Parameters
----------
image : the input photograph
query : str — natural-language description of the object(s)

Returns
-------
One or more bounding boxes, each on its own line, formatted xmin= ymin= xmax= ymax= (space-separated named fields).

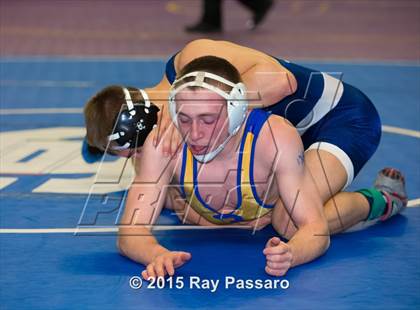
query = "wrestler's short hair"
xmin=84 ymin=85 xmax=144 ymax=150
xmin=174 ymin=55 xmax=242 ymax=92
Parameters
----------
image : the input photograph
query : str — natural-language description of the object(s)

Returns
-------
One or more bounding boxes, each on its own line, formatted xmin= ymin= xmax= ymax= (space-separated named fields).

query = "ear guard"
xmin=107 ymin=88 xmax=159 ymax=151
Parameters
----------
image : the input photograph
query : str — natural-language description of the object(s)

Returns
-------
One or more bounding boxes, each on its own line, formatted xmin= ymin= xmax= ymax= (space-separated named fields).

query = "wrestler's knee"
xmin=304 ymin=149 xmax=348 ymax=203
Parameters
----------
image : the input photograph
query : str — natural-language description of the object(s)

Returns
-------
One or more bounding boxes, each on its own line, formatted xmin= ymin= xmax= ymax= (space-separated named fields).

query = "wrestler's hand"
xmin=263 ymin=237 xmax=292 ymax=276
xmin=141 ymin=251 xmax=192 ymax=280
xmin=153 ymin=104 xmax=182 ymax=157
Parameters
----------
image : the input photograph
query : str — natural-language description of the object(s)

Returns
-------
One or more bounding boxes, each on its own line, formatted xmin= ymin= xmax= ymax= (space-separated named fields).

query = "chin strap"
xmin=192 ymin=134 xmax=235 ymax=163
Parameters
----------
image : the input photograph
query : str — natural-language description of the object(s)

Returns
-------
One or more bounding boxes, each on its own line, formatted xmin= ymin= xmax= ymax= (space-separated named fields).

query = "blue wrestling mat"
xmin=1 ymin=58 xmax=419 ymax=309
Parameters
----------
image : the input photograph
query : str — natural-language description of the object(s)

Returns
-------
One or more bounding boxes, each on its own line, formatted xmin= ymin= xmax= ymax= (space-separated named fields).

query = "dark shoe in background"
xmin=185 ymin=22 xmax=222 ymax=33
xmin=246 ymin=0 xmax=274 ymax=30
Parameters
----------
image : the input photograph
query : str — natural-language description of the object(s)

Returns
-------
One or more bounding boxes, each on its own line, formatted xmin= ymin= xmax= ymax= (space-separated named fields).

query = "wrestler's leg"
xmin=271 ymin=149 xmax=370 ymax=238
xmin=272 ymin=85 xmax=407 ymax=237
xmin=303 ymin=149 xmax=370 ymax=234
xmin=273 ymin=147 xmax=407 ymax=238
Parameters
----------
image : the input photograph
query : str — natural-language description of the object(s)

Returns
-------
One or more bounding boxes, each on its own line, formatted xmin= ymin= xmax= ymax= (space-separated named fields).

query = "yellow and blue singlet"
xmin=179 ymin=109 xmax=275 ymax=224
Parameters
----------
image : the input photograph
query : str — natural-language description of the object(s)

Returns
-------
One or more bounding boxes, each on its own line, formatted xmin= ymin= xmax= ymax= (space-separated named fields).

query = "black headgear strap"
xmin=107 ymin=88 xmax=159 ymax=151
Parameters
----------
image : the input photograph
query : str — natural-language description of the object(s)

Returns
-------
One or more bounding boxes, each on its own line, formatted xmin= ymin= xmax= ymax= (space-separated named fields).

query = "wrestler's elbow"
xmin=261 ymin=77 xmax=296 ymax=108
xmin=279 ymin=72 xmax=297 ymax=98
xmin=116 ymin=227 xmax=137 ymax=258
xmin=320 ymin=232 xmax=331 ymax=254
xmin=116 ymin=234 xmax=128 ymax=257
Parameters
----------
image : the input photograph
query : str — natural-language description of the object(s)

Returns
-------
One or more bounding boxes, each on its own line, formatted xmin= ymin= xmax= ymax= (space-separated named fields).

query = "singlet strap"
xmin=165 ymin=53 xmax=179 ymax=84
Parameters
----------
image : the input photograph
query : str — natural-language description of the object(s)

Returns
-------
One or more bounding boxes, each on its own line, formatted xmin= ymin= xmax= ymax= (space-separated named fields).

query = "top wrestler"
xmin=83 ymin=39 xmax=407 ymax=277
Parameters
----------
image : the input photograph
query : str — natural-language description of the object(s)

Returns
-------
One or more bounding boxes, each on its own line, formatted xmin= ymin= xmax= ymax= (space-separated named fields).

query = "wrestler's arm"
xmin=240 ymin=62 xmax=296 ymax=108
xmin=264 ymin=117 xmax=330 ymax=268
xmin=145 ymin=76 xmax=182 ymax=155
xmin=177 ymin=39 xmax=297 ymax=107
xmin=145 ymin=75 xmax=171 ymax=109
xmin=117 ymin=132 xmax=173 ymax=265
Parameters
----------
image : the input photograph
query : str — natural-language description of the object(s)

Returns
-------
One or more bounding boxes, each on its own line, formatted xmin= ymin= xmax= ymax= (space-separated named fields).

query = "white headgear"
xmin=168 ymin=71 xmax=248 ymax=162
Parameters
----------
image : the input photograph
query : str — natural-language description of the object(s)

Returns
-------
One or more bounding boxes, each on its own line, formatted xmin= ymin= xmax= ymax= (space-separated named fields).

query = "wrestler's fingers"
xmin=153 ymin=109 xmax=164 ymax=147
xmin=165 ymin=125 xmax=177 ymax=156
xmin=265 ymin=265 xmax=288 ymax=277
xmin=154 ymin=259 xmax=167 ymax=278
xmin=170 ymin=129 xmax=181 ymax=156
xmin=146 ymin=263 xmax=157 ymax=279
xmin=265 ymin=253 xmax=292 ymax=263
xmin=141 ymin=269 xmax=149 ymax=280
xmin=164 ymin=257 xmax=175 ymax=276
xmin=173 ymin=251 xmax=192 ymax=267
xmin=265 ymin=237 xmax=282 ymax=248
xmin=266 ymin=260 xmax=290 ymax=270
xmin=263 ymin=242 xmax=289 ymax=255
xmin=162 ymin=129 xmax=172 ymax=157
